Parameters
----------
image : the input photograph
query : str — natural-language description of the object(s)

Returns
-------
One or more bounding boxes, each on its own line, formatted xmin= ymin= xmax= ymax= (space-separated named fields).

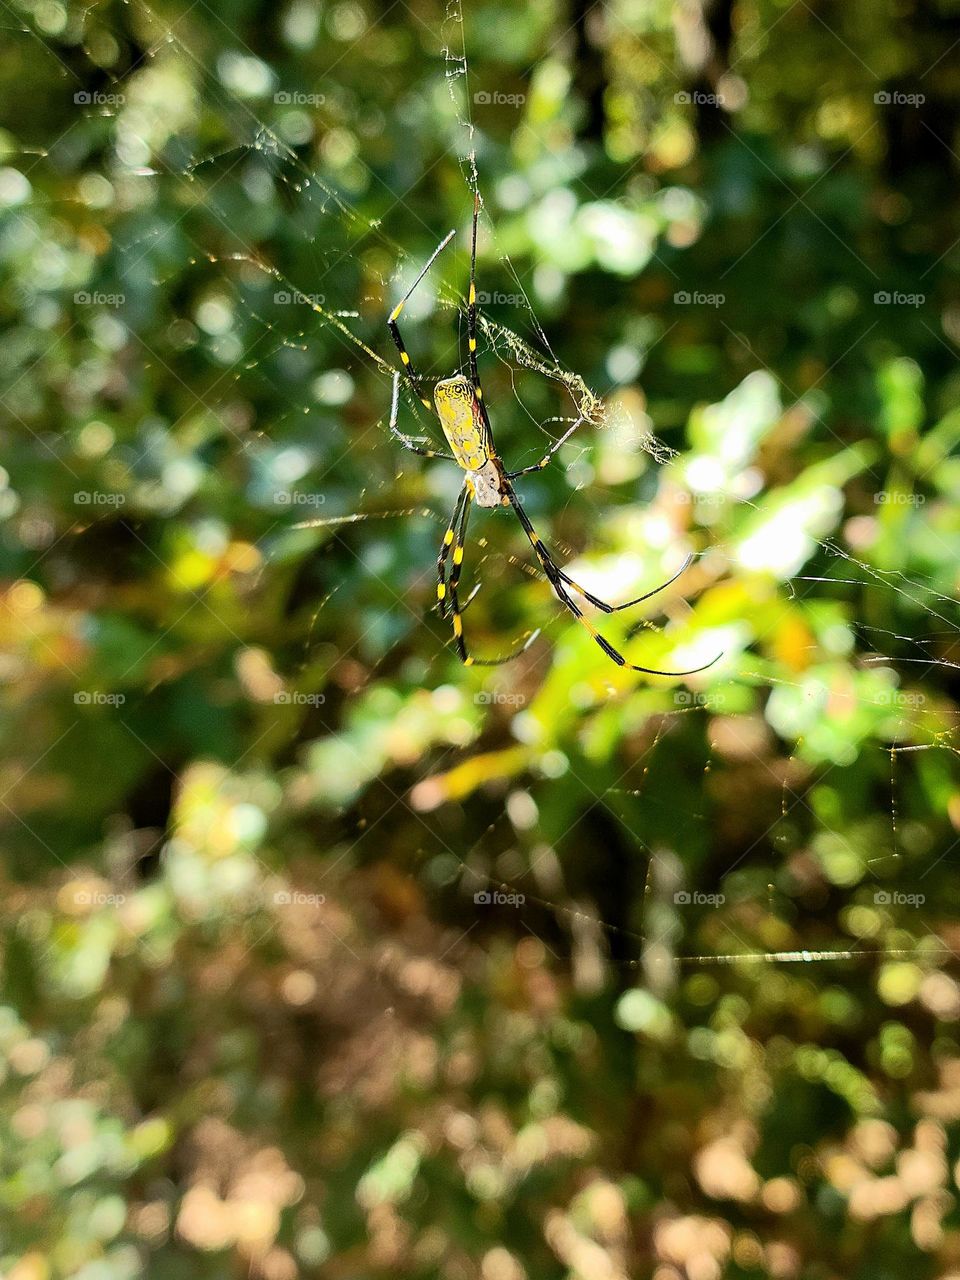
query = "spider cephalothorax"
xmin=385 ymin=190 xmax=718 ymax=677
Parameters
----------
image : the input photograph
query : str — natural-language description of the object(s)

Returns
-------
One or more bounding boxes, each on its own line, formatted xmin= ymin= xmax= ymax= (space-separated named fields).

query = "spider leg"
xmin=504 ymin=484 xmax=720 ymax=677
xmin=556 ymin=553 xmax=696 ymax=613
xmin=466 ymin=192 xmax=482 ymax=385
xmin=465 ymin=190 xmax=498 ymax=456
xmin=436 ymin=484 xmax=469 ymax=619
xmin=388 ymin=227 xmax=456 ymax=415
xmin=458 ymin=581 xmax=482 ymax=614
xmin=505 ymin=408 xmax=695 ymax=609
xmin=388 ymin=372 xmax=454 ymax=461
xmin=505 ymin=415 xmax=587 ymax=479
xmin=447 ymin=489 xmax=472 ymax=606
xmin=444 ymin=486 xmax=540 ymax=666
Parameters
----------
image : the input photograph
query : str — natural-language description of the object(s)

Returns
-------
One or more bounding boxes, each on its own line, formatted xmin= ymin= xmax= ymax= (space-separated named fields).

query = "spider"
xmin=386 ymin=191 xmax=718 ymax=677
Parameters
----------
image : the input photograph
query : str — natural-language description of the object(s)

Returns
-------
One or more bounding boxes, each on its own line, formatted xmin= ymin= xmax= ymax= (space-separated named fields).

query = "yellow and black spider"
xmin=387 ymin=192 xmax=717 ymax=677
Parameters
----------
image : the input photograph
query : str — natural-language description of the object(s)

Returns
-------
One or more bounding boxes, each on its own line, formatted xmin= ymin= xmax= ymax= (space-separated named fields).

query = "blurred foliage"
xmin=3 ymin=0 xmax=960 ymax=1277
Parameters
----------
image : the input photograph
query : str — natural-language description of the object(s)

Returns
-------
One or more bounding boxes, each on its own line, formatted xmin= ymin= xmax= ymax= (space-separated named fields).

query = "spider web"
xmin=9 ymin=0 xmax=960 ymax=984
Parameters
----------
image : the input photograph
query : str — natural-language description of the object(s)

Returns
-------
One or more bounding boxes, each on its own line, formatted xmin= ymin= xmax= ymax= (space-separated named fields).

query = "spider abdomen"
xmin=434 ymin=375 xmax=488 ymax=472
